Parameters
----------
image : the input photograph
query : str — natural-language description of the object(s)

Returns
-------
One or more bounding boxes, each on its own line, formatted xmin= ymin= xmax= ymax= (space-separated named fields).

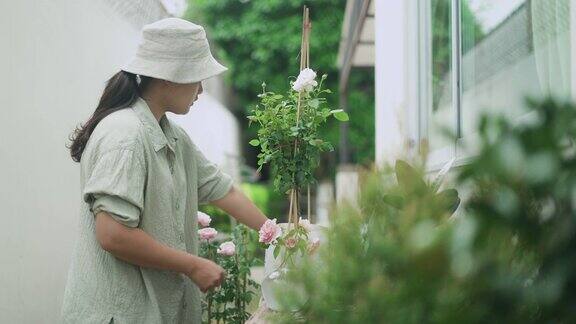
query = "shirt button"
xmin=175 ymin=202 xmax=180 ymax=210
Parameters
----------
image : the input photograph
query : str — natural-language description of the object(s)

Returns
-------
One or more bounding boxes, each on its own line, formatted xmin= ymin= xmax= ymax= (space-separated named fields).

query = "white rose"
xmin=269 ymin=271 xmax=281 ymax=280
xmin=292 ymin=68 xmax=318 ymax=92
xmin=298 ymin=217 xmax=312 ymax=231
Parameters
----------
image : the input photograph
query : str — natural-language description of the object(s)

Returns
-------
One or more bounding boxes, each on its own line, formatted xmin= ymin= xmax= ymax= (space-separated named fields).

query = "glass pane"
xmin=430 ymin=0 xmax=455 ymax=152
xmin=460 ymin=0 xmax=572 ymax=137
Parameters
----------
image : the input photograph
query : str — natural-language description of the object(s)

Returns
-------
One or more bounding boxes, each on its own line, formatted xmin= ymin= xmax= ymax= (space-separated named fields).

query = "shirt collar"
xmin=132 ymin=96 xmax=178 ymax=153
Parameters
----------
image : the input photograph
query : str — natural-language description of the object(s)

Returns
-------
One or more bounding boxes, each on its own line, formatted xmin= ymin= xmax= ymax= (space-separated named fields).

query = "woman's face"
xmin=163 ymin=80 xmax=204 ymax=114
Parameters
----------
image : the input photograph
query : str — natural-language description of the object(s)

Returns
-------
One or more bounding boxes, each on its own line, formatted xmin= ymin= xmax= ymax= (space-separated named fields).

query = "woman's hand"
xmin=185 ymin=257 xmax=226 ymax=293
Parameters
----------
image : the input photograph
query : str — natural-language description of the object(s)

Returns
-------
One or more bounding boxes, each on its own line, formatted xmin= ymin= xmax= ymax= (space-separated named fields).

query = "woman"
xmin=61 ymin=18 xmax=268 ymax=323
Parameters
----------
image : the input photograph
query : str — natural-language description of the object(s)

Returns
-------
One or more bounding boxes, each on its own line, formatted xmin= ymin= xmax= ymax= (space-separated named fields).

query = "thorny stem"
xmin=206 ymin=241 xmax=215 ymax=323
xmin=241 ymin=228 xmax=248 ymax=319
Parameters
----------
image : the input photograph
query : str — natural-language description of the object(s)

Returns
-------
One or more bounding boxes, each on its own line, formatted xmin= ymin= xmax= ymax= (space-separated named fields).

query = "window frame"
xmin=419 ymin=0 xmax=460 ymax=171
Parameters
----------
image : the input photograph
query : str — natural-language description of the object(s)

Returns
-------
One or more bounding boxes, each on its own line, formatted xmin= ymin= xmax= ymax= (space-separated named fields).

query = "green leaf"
xmin=249 ymin=139 xmax=260 ymax=146
xmin=331 ymin=109 xmax=350 ymax=121
xmin=436 ymin=189 xmax=461 ymax=215
xmin=309 ymin=139 xmax=323 ymax=146
xmin=382 ymin=194 xmax=405 ymax=209
xmin=395 ymin=160 xmax=428 ymax=195
xmin=309 ymin=99 xmax=320 ymax=108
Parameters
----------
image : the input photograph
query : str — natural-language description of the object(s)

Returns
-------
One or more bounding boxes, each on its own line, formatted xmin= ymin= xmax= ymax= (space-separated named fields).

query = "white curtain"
xmin=531 ymin=0 xmax=572 ymax=100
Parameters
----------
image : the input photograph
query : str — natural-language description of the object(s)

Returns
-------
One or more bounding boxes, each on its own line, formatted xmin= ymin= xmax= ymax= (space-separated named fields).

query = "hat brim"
xmin=120 ymin=53 xmax=228 ymax=84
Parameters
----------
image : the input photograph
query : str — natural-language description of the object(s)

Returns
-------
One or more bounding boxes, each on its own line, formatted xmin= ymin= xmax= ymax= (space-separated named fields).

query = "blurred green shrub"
xmin=240 ymin=183 xmax=270 ymax=215
xmin=200 ymin=183 xmax=270 ymax=261
xmin=273 ymin=98 xmax=576 ymax=323
xmin=199 ymin=183 xmax=271 ymax=233
xmin=199 ymin=204 xmax=231 ymax=233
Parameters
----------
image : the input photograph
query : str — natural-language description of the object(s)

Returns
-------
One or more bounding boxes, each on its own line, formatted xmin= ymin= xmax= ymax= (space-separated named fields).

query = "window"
xmin=429 ymin=0 xmax=455 ymax=153
xmin=422 ymin=0 xmax=574 ymax=169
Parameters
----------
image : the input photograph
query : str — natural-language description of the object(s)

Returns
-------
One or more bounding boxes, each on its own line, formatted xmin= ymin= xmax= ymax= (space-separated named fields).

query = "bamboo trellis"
xmin=288 ymin=6 xmax=312 ymax=227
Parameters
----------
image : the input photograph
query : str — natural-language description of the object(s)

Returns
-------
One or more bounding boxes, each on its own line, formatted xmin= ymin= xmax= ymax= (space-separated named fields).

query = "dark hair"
xmin=67 ymin=71 xmax=151 ymax=162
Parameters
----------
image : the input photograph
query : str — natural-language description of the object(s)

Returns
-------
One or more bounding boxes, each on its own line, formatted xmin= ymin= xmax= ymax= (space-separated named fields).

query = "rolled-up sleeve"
xmin=192 ymin=144 xmax=233 ymax=205
xmin=82 ymin=147 xmax=146 ymax=228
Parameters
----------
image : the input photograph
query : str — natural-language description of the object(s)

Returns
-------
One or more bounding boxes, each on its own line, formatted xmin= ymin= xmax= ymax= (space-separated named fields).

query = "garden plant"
xmin=273 ymin=97 xmax=576 ymax=323
xmin=248 ymin=7 xmax=348 ymax=269
xmin=197 ymin=212 xmax=260 ymax=324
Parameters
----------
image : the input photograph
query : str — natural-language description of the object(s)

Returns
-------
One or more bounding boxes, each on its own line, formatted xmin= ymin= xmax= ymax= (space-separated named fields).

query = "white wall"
xmin=0 ymin=2 xmax=146 ymax=322
xmin=374 ymin=0 xmax=419 ymax=166
xmin=0 ymin=1 xmax=238 ymax=323
xmin=573 ymin=0 xmax=576 ymax=100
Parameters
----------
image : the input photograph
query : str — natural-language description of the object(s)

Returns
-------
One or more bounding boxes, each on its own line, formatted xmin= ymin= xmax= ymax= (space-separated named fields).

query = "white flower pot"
xmin=261 ymin=222 xmax=327 ymax=311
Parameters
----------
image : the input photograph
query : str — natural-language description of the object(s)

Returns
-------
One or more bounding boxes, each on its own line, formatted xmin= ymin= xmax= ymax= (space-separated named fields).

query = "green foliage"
xmin=342 ymin=70 xmax=376 ymax=165
xmin=240 ymin=182 xmax=271 ymax=215
xmin=272 ymin=98 xmax=576 ymax=323
xmin=188 ymin=0 xmax=344 ymax=105
xmin=382 ymin=160 xmax=460 ymax=215
xmin=200 ymin=225 xmax=260 ymax=323
xmin=199 ymin=205 xmax=231 ymax=233
xmin=187 ymin=0 xmax=374 ymax=168
xmin=247 ymin=78 xmax=347 ymax=194
xmin=273 ymin=160 xmax=460 ymax=323
xmin=455 ymin=97 xmax=576 ymax=322
xmin=200 ymin=183 xmax=271 ymax=233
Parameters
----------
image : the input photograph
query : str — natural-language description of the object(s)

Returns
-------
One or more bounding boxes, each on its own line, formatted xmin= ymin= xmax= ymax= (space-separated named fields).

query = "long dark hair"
xmin=67 ymin=71 xmax=151 ymax=162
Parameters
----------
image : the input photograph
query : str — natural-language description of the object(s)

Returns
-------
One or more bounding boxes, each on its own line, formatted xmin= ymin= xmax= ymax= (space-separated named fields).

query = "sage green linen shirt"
xmin=61 ymin=96 xmax=233 ymax=324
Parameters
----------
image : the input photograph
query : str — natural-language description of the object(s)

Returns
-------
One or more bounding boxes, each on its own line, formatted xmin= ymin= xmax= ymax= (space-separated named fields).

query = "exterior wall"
xmin=573 ymin=0 xmax=576 ymax=100
xmin=375 ymin=0 xmax=576 ymax=168
xmin=0 ymin=1 xmax=237 ymax=322
xmin=374 ymin=0 xmax=419 ymax=166
xmin=0 ymin=2 xmax=153 ymax=322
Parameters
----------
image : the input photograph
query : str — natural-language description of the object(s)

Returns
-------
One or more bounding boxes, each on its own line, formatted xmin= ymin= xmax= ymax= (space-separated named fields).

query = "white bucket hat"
xmin=120 ymin=18 xmax=228 ymax=84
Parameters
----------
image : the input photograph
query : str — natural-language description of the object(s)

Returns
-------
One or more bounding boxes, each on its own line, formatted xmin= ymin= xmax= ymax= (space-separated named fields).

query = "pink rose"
xmin=217 ymin=241 xmax=236 ymax=256
xmin=308 ymin=237 xmax=321 ymax=254
xmin=197 ymin=212 xmax=212 ymax=227
xmin=198 ymin=227 xmax=217 ymax=241
xmin=259 ymin=218 xmax=282 ymax=245
xmin=285 ymin=237 xmax=298 ymax=249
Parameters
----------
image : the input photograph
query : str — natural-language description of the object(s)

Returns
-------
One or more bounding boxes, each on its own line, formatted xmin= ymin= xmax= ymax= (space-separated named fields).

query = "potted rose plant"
xmin=247 ymin=7 xmax=348 ymax=310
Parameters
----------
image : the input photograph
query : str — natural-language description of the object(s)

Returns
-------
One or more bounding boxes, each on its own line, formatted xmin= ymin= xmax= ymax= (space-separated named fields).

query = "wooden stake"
xmin=307 ymin=185 xmax=311 ymax=220
xmin=288 ymin=6 xmax=312 ymax=226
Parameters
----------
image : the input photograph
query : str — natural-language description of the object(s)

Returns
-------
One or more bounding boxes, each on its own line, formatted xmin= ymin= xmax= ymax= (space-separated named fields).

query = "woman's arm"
xmin=95 ymin=212 xmax=224 ymax=293
xmin=210 ymin=185 xmax=268 ymax=231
